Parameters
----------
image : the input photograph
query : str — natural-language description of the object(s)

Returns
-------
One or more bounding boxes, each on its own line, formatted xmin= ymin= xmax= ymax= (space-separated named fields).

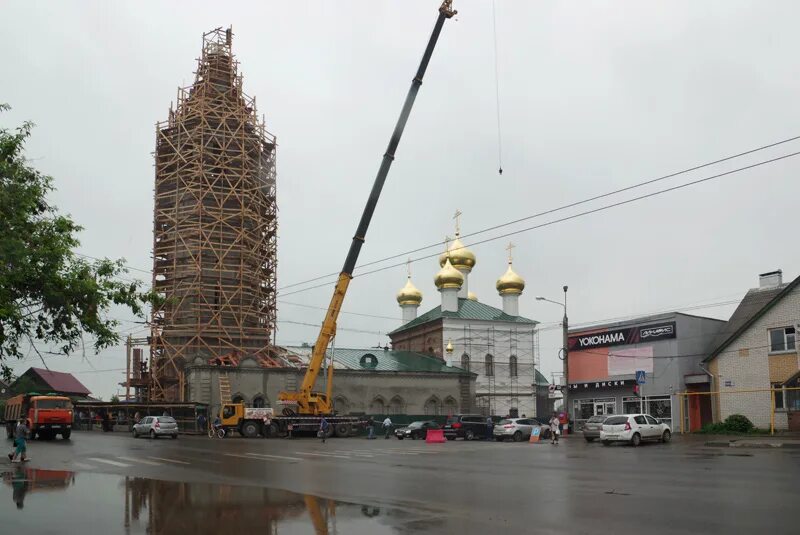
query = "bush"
xmin=723 ymin=414 xmax=754 ymax=433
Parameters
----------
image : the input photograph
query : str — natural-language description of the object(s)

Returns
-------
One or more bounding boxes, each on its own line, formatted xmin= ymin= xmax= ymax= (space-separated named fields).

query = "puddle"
xmin=1 ymin=467 xmax=442 ymax=534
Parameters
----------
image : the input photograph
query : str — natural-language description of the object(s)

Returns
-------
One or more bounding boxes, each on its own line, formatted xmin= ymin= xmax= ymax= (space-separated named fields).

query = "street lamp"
xmin=536 ymin=286 xmax=569 ymax=418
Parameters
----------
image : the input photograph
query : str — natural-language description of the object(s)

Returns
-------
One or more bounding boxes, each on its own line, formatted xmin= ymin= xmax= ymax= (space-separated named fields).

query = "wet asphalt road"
xmin=3 ymin=431 xmax=799 ymax=534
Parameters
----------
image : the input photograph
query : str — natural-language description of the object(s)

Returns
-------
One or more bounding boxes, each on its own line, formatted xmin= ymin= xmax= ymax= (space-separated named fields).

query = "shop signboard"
xmin=569 ymin=321 xmax=676 ymax=351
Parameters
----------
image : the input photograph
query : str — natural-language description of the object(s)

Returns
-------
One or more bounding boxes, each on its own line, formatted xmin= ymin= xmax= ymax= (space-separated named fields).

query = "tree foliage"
xmin=0 ymin=104 xmax=154 ymax=379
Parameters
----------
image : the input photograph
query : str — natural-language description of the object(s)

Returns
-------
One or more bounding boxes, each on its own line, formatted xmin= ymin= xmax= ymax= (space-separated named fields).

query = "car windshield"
xmin=604 ymin=416 xmax=629 ymax=425
xmin=35 ymin=399 xmax=72 ymax=409
xmin=158 ymin=417 xmax=177 ymax=423
xmin=588 ymin=416 xmax=607 ymax=423
xmin=408 ymin=421 xmax=424 ymax=428
xmin=498 ymin=419 xmax=513 ymax=425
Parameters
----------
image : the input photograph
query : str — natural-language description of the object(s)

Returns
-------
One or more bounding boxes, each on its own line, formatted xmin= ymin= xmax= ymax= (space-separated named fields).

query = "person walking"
xmin=9 ymin=419 xmax=29 ymax=463
xmin=485 ymin=416 xmax=494 ymax=441
xmin=197 ymin=413 xmax=207 ymax=434
xmin=366 ymin=416 xmax=375 ymax=439
xmin=382 ymin=416 xmax=393 ymax=439
xmin=319 ymin=416 xmax=330 ymax=443
xmin=262 ymin=414 xmax=271 ymax=438
xmin=549 ymin=412 xmax=560 ymax=445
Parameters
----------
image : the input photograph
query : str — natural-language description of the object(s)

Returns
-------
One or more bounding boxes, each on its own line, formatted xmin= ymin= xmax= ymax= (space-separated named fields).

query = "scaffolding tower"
xmin=149 ymin=27 xmax=277 ymax=401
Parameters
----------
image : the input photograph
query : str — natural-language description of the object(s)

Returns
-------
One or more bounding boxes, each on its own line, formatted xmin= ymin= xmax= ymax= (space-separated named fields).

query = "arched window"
xmin=424 ymin=396 xmax=441 ymax=416
xmin=252 ymin=396 xmax=266 ymax=408
xmin=334 ymin=396 xmax=350 ymax=415
xmin=444 ymin=396 xmax=458 ymax=415
xmin=461 ymin=353 xmax=470 ymax=372
xmin=389 ymin=396 xmax=405 ymax=415
xmin=509 ymin=355 xmax=518 ymax=377
xmin=232 ymin=394 xmax=245 ymax=404
xmin=370 ymin=397 xmax=386 ymax=414
xmin=485 ymin=354 xmax=494 ymax=377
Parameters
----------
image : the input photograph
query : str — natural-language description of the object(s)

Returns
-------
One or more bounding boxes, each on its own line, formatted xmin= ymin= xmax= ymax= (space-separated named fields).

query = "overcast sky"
xmin=3 ymin=1 xmax=800 ymax=399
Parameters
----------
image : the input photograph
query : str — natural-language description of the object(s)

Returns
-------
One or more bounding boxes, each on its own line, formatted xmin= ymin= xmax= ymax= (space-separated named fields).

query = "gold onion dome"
xmin=439 ymin=236 xmax=476 ymax=272
xmin=397 ymin=277 xmax=423 ymax=306
xmin=435 ymin=258 xmax=465 ymax=290
xmin=468 ymin=291 xmax=478 ymax=301
xmin=496 ymin=263 xmax=525 ymax=295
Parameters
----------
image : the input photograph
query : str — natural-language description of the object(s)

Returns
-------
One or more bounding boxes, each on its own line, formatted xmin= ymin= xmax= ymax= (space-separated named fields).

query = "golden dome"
xmin=467 ymin=291 xmax=478 ymax=301
xmin=439 ymin=236 xmax=476 ymax=272
xmin=435 ymin=258 xmax=464 ymax=290
xmin=496 ymin=263 xmax=525 ymax=295
xmin=396 ymin=277 xmax=423 ymax=306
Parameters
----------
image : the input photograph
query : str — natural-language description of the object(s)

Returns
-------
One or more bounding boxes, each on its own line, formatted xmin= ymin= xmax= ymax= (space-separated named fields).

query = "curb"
xmin=704 ymin=441 xmax=800 ymax=449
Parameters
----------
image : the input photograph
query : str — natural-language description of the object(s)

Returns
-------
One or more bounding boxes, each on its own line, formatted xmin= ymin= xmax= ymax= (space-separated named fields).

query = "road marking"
xmin=245 ymin=452 xmax=303 ymax=462
xmin=224 ymin=453 xmax=298 ymax=463
xmin=88 ymin=457 xmax=131 ymax=467
xmin=117 ymin=456 xmax=163 ymax=466
xmin=148 ymin=456 xmax=190 ymax=465
xmin=73 ymin=462 xmax=95 ymax=470
xmin=294 ymin=451 xmax=351 ymax=459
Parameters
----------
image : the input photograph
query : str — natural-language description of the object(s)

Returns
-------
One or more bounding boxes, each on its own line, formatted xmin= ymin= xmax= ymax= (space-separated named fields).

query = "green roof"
xmin=288 ymin=346 xmax=471 ymax=374
xmin=389 ymin=298 xmax=537 ymax=336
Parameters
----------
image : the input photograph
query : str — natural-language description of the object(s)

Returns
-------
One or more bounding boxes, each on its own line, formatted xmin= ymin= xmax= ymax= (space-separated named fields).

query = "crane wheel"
xmin=334 ymin=423 xmax=351 ymax=437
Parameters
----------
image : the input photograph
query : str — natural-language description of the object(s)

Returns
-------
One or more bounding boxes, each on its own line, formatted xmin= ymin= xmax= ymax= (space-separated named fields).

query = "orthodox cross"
xmin=453 ymin=209 xmax=462 ymax=236
xmin=506 ymin=241 xmax=515 ymax=263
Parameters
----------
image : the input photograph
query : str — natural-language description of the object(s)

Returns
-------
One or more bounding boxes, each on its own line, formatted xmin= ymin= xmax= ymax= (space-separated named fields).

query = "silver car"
xmin=582 ymin=415 xmax=608 ymax=442
xmin=493 ymin=417 xmax=550 ymax=442
xmin=132 ymin=416 xmax=179 ymax=439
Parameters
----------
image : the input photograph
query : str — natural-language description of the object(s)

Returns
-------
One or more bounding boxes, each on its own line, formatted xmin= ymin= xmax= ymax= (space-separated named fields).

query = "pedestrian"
xmin=382 ymin=416 xmax=393 ymax=439
xmin=366 ymin=416 xmax=375 ymax=439
xmin=486 ymin=416 xmax=494 ymax=441
xmin=197 ymin=413 xmax=207 ymax=433
xmin=9 ymin=418 xmax=29 ymax=463
xmin=287 ymin=422 xmax=294 ymax=439
xmin=101 ymin=411 xmax=111 ymax=432
xmin=319 ymin=416 xmax=330 ymax=443
xmin=262 ymin=414 xmax=271 ymax=438
xmin=549 ymin=412 xmax=560 ymax=445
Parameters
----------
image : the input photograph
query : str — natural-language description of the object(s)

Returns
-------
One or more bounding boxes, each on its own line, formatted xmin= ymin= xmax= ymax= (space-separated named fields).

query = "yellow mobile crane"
xmin=275 ymin=1 xmax=458 ymax=428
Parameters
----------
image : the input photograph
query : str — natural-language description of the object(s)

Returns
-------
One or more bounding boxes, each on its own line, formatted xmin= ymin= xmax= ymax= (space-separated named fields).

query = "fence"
xmin=73 ymin=402 xmax=209 ymax=434
xmin=675 ymin=387 xmax=800 ymax=435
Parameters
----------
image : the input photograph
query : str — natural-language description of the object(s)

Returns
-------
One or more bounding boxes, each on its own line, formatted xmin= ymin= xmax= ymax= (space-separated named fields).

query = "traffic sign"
xmin=636 ymin=370 xmax=646 ymax=384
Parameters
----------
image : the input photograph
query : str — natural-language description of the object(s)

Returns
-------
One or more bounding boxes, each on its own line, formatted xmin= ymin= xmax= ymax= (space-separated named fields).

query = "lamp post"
xmin=536 ymin=286 xmax=569 ymax=422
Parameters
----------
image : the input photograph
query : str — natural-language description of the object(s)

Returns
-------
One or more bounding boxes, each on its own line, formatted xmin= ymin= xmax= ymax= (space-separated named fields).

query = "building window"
xmin=461 ymin=353 xmax=470 ymax=372
xmin=485 ymin=354 xmax=494 ymax=377
xmin=389 ymin=396 xmax=405 ymax=415
xmin=773 ymin=384 xmax=785 ymax=410
xmin=509 ymin=355 xmax=518 ymax=377
xmin=769 ymin=326 xmax=796 ymax=353
xmin=424 ymin=396 xmax=441 ymax=416
xmin=252 ymin=396 xmax=266 ymax=408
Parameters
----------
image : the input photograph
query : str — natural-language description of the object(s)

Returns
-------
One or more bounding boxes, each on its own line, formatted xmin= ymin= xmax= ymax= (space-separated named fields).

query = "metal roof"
xmin=24 ymin=368 xmax=91 ymax=396
xmin=389 ymin=298 xmax=537 ymax=336
xmin=286 ymin=346 xmax=471 ymax=374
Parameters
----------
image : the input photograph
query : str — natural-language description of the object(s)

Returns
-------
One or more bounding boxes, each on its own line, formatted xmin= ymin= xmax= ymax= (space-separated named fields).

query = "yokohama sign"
xmin=569 ymin=321 xmax=676 ymax=350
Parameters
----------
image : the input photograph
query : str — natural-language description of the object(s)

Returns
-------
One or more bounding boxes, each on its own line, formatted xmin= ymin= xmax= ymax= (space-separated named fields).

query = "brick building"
xmin=705 ymin=270 xmax=800 ymax=430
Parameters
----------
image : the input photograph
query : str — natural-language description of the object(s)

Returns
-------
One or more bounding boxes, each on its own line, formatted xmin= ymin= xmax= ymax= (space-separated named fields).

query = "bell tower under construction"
xmin=149 ymin=27 xmax=277 ymax=401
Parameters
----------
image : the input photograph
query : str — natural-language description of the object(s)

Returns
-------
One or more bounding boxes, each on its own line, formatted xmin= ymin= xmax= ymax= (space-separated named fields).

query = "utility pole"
xmin=125 ymin=334 xmax=132 ymax=402
xmin=562 ymin=285 xmax=569 ymax=425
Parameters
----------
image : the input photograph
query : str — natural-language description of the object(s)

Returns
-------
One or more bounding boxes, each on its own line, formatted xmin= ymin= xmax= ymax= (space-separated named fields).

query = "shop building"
xmin=568 ymin=312 xmax=725 ymax=429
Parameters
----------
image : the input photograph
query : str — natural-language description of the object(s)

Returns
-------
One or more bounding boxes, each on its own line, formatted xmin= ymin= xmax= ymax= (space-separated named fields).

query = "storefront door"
xmin=594 ymin=401 xmax=616 ymax=417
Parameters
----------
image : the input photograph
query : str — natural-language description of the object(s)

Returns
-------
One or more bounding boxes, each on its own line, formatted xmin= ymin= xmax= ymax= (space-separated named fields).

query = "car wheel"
xmin=512 ymin=431 xmax=523 ymax=442
xmin=396 ymin=436 xmax=404 ymax=440
xmin=446 ymin=435 xmax=455 ymax=441
xmin=150 ymin=430 xmax=157 ymax=440
xmin=61 ymin=430 xmax=71 ymax=440
xmin=585 ymin=437 xmax=595 ymax=443
xmin=411 ymin=434 xmax=418 ymax=440
xmin=602 ymin=440 xmax=611 ymax=447
xmin=465 ymin=430 xmax=475 ymax=441
xmin=661 ymin=430 xmax=671 ymax=443
xmin=171 ymin=434 xmax=178 ymax=439
xmin=630 ymin=433 xmax=641 ymax=447
xmin=242 ymin=422 xmax=259 ymax=438
xmin=132 ymin=430 xmax=138 ymax=439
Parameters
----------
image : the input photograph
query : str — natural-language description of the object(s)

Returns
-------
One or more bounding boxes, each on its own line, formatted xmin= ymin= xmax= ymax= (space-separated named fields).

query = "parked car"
xmin=582 ymin=415 xmax=608 ymax=442
xmin=443 ymin=414 xmax=492 ymax=441
xmin=493 ymin=417 xmax=551 ymax=442
xmin=600 ymin=414 xmax=671 ymax=447
xmin=394 ymin=420 xmax=440 ymax=440
xmin=132 ymin=416 xmax=179 ymax=439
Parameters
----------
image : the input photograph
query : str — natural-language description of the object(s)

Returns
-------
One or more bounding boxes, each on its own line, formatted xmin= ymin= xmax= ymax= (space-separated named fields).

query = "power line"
xmin=277 ymin=134 xmax=800 ymax=292
xmin=277 ymin=319 xmax=387 ymax=337
xmin=279 ymin=149 xmax=800 ymax=298
xmin=277 ymin=300 xmax=400 ymax=322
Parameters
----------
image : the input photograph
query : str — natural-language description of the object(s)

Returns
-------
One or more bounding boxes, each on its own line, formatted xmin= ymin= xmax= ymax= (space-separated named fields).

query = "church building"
xmin=389 ymin=219 xmax=549 ymax=417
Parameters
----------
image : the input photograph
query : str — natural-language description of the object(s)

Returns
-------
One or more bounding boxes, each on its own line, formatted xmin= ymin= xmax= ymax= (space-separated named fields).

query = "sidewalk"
xmin=695 ymin=433 xmax=800 ymax=449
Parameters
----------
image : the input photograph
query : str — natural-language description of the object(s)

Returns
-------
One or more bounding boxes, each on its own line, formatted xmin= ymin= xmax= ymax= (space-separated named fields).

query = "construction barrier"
xmin=528 ymin=427 xmax=541 ymax=443
xmin=425 ymin=429 xmax=446 ymax=443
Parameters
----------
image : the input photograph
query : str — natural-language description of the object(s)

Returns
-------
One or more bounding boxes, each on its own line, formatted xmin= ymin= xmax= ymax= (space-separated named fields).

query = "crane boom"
xmin=278 ymin=1 xmax=457 ymax=415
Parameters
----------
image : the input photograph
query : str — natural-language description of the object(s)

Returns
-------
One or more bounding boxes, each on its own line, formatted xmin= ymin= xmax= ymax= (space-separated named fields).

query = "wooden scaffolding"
xmin=149 ymin=27 xmax=277 ymax=401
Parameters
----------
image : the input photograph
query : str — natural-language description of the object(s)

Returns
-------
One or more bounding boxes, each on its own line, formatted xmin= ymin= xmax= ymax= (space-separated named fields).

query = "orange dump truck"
xmin=4 ymin=393 xmax=74 ymax=440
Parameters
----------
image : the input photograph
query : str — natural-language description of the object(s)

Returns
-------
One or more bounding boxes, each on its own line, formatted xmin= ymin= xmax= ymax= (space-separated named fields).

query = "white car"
xmin=600 ymin=414 xmax=671 ymax=447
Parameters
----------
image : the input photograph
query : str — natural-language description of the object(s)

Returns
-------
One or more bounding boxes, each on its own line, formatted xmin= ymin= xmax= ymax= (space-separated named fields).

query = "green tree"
xmin=10 ymin=375 xmax=38 ymax=395
xmin=0 ymin=104 xmax=155 ymax=379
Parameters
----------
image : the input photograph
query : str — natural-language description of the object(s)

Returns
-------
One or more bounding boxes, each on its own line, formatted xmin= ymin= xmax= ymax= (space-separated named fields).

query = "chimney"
xmin=759 ymin=270 xmax=783 ymax=289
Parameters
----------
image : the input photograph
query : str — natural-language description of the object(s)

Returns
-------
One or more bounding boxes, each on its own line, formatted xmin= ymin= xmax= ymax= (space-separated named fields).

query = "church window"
xmin=461 ymin=353 xmax=470 ymax=372
xmin=509 ymin=355 xmax=518 ymax=377
xmin=485 ymin=354 xmax=494 ymax=377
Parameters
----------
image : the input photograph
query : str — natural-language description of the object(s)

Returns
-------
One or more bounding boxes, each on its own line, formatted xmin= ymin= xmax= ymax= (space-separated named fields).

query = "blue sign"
xmin=636 ymin=370 xmax=646 ymax=384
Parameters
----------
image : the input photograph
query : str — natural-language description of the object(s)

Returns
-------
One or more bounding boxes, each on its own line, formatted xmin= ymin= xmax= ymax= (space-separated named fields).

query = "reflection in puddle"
xmin=1 ymin=468 xmax=439 ymax=534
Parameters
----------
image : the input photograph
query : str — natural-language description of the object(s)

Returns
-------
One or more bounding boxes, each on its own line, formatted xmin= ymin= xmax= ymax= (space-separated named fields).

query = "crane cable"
xmin=492 ymin=0 xmax=503 ymax=175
